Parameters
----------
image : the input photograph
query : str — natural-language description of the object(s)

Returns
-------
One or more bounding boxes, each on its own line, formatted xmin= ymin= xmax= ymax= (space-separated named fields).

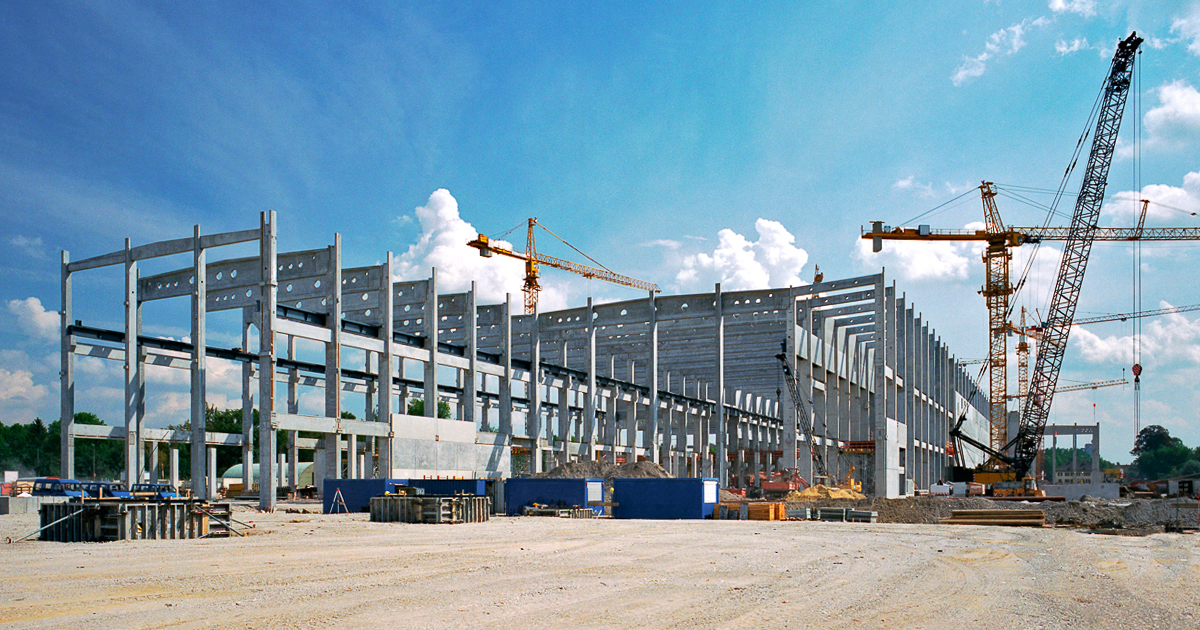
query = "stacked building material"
xmin=37 ymin=500 xmax=217 ymax=542
xmin=369 ymin=495 xmax=491 ymax=524
xmin=846 ymin=509 xmax=877 ymax=523
xmin=818 ymin=507 xmax=847 ymax=522
xmin=748 ymin=502 xmax=784 ymax=521
xmin=940 ymin=509 xmax=1045 ymax=527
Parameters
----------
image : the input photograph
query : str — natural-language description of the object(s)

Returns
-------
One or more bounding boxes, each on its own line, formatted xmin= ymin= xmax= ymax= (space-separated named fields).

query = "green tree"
xmin=1131 ymin=425 xmax=1173 ymax=455
xmin=407 ymin=398 xmax=451 ymax=418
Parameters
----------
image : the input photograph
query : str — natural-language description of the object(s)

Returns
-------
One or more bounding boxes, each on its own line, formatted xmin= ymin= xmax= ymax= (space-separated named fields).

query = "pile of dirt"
xmin=718 ymin=489 xmax=744 ymax=502
xmin=785 ymin=484 xmax=865 ymax=500
xmin=532 ymin=460 xmax=673 ymax=481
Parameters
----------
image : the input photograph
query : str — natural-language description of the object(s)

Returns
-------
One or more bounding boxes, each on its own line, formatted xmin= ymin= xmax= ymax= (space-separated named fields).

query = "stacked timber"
xmin=940 ymin=509 xmax=1045 ymax=527
xmin=748 ymin=502 xmax=784 ymax=521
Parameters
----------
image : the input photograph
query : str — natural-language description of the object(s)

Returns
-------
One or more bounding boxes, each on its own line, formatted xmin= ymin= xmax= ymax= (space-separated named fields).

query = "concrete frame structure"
xmin=59 ymin=216 xmax=989 ymax=508
xmin=1043 ymin=423 xmax=1102 ymax=485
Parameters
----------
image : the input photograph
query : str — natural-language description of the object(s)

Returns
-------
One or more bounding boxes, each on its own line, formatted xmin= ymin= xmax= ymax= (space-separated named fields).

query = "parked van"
xmin=82 ymin=481 xmax=133 ymax=499
xmin=130 ymin=483 xmax=181 ymax=500
xmin=31 ymin=478 xmax=84 ymax=498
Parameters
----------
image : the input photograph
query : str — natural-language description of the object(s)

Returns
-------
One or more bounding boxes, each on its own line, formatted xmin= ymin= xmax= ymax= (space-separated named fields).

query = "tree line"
xmin=1 ymin=399 xmax=450 ymax=482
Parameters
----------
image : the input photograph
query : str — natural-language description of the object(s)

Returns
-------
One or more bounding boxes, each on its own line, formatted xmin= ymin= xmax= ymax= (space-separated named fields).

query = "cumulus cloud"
xmin=392 ymin=189 xmax=567 ymax=310
xmin=1055 ymin=38 xmax=1089 ymax=54
xmin=1073 ymin=302 xmax=1200 ymax=365
xmin=1174 ymin=3 xmax=1200 ymax=55
xmin=1140 ymin=81 xmax=1200 ymax=153
xmin=854 ymin=236 xmax=975 ymax=282
xmin=1048 ymin=0 xmax=1096 ymax=18
xmin=1106 ymin=171 xmax=1200 ymax=223
xmin=953 ymin=18 xmax=1049 ymax=86
xmin=675 ymin=219 xmax=809 ymax=291
xmin=0 ymin=368 xmax=47 ymax=402
xmin=7 ymin=297 xmax=59 ymax=343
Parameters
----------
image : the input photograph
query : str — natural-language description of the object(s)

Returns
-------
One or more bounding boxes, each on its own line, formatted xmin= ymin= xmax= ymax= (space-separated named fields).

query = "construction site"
xmin=3 ymin=21 xmax=1199 ymax=630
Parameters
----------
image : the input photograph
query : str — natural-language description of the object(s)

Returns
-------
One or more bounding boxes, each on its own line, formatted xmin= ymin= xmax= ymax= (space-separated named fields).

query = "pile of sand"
xmin=532 ymin=460 xmax=672 ymax=480
xmin=785 ymin=484 xmax=865 ymax=500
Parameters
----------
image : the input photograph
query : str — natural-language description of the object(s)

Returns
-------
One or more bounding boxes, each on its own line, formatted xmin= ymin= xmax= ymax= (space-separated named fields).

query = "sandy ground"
xmin=1 ymin=501 xmax=1197 ymax=630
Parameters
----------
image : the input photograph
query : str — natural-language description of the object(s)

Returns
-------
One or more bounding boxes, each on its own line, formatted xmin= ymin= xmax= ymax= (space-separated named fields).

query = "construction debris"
xmin=532 ymin=460 xmax=672 ymax=480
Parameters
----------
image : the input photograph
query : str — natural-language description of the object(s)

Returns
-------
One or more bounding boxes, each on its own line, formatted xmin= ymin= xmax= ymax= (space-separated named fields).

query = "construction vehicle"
xmin=467 ymin=218 xmax=659 ymax=314
xmin=945 ymin=32 xmax=1144 ymax=495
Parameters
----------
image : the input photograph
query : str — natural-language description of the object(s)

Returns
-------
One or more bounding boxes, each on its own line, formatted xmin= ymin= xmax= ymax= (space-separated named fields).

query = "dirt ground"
xmin=2 ymin=499 xmax=1198 ymax=629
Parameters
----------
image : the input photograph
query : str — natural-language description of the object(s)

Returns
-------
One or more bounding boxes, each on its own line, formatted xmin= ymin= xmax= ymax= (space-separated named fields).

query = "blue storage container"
xmin=611 ymin=478 xmax=719 ymax=520
xmin=406 ymin=479 xmax=487 ymax=496
xmin=323 ymin=478 xmax=408 ymax=513
xmin=504 ymin=478 xmax=604 ymax=516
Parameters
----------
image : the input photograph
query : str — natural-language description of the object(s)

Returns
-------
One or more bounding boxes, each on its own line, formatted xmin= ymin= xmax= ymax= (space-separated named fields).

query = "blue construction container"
xmin=504 ymin=478 xmax=604 ymax=516
xmin=406 ymin=479 xmax=487 ymax=496
xmin=611 ymin=478 xmax=719 ymax=520
xmin=323 ymin=478 xmax=408 ymax=513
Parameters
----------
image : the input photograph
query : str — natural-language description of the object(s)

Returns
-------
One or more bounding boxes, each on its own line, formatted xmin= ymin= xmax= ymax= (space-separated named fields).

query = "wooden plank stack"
xmin=940 ymin=509 xmax=1045 ymax=527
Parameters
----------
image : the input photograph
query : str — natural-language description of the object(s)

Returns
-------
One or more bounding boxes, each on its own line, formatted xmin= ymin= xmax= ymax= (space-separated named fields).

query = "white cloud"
xmin=0 ymin=368 xmax=47 ymax=402
xmin=9 ymin=235 xmax=47 ymax=259
xmin=1055 ymin=38 xmax=1089 ymax=54
xmin=1173 ymin=3 xmax=1200 ymax=55
xmin=894 ymin=176 xmax=935 ymax=198
xmin=641 ymin=239 xmax=681 ymax=250
xmin=1073 ymin=302 xmax=1200 ymax=364
xmin=952 ymin=52 xmax=990 ymax=86
xmin=7 ymin=297 xmax=59 ymax=343
xmin=675 ymin=219 xmax=809 ymax=291
xmin=854 ymin=236 xmax=975 ymax=282
xmin=953 ymin=18 xmax=1049 ymax=86
xmin=392 ymin=189 xmax=567 ymax=310
xmin=1107 ymin=171 xmax=1200 ymax=223
xmin=1140 ymin=81 xmax=1200 ymax=153
xmin=1048 ymin=0 xmax=1096 ymax=18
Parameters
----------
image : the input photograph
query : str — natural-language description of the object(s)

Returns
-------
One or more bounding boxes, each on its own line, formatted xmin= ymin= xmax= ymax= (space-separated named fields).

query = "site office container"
xmin=322 ymin=478 xmax=409 ymax=513
xmin=504 ymin=478 xmax=604 ymax=516
xmin=611 ymin=478 xmax=719 ymax=520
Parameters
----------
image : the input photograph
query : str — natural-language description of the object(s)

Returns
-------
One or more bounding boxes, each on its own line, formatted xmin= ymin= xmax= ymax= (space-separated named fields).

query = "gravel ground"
xmin=2 ymin=499 xmax=1198 ymax=629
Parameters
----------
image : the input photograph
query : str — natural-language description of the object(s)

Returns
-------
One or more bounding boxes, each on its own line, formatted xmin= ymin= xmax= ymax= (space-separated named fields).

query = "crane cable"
xmin=1132 ymin=50 xmax=1143 ymax=437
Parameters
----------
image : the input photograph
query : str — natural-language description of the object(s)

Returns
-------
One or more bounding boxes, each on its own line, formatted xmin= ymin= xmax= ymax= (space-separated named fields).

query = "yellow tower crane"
xmin=863 ymin=185 xmax=1200 ymax=463
xmin=467 ymin=218 xmax=660 ymax=314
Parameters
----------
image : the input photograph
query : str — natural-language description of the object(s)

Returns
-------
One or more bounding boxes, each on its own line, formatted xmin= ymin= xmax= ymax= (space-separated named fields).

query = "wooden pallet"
xmin=940 ymin=509 xmax=1045 ymax=527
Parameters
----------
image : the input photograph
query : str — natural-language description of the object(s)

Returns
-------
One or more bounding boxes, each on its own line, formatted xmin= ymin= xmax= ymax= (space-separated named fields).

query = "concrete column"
xmin=149 ymin=442 xmax=160 ymax=482
xmin=257 ymin=211 xmax=279 ymax=510
xmin=465 ymin=281 xmax=478 ymax=428
xmin=125 ymin=239 xmax=141 ymax=487
xmin=348 ymin=434 xmax=358 ymax=479
xmin=60 ymin=251 xmax=75 ymax=479
xmin=207 ymin=446 xmax=217 ymax=497
xmin=379 ymin=252 xmax=396 ymax=477
xmin=499 ymin=293 xmax=513 ymax=437
xmin=242 ymin=308 xmax=256 ymax=493
xmin=323 ymin=236 xmax=344 ymax=484
xmin=714 ymin=283 xmax=726 ymax=483
xmin=530 ymin=306 xmax=543 ymax=472
xmin=585 ymin=298 xmax=597 ymax=460
xmin=423 ymin=267 xmax=439 ymax=419
xmin=170 ymin=447 xmax=179 ymax=489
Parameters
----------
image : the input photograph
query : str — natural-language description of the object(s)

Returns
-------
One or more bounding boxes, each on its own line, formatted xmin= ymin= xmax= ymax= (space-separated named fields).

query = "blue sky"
xmin=2 ymin=1 xmax=1199 ymax=463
